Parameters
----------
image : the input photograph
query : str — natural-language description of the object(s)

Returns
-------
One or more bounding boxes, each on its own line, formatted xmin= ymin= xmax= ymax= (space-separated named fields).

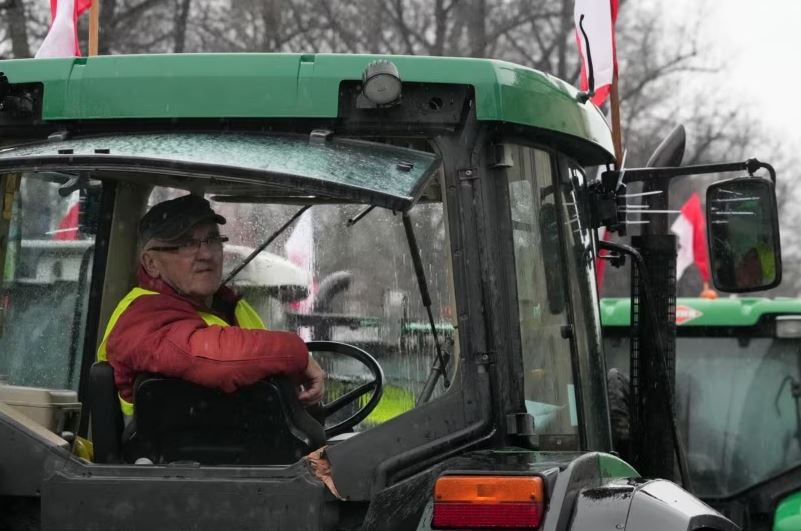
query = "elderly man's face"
xmin=141 ymin=222 xmax=224 ymax=304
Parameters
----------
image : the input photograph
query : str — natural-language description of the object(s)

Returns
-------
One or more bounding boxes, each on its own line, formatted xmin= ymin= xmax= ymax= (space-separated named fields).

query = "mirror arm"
xmin=588 ymin=169 xmax=626 ymax=233
xmin=591 ymin=158 xmax=776 ymax=235
xmin=603 ymin=158 xmax=776 ymax=185
xmin=745 ymin=158 xmax=776 ymax=183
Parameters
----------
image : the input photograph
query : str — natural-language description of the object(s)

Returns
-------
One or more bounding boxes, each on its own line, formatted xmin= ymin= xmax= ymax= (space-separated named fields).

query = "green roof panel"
xmin=600 ymin=297 xmax=801 ymax=328
xmin=0 ymin=53 xmax=614 ymax=162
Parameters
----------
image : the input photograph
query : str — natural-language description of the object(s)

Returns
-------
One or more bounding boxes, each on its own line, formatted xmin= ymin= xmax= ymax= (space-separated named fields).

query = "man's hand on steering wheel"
xmin=304 ymin=341 xmax=384 ymax=437
xmin=297 ymin=356 xmax=325 ymax=406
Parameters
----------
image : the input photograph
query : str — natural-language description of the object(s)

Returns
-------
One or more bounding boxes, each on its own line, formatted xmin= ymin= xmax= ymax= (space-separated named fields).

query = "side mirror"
xmin=706 ymin=177 xmax=781 ymax=292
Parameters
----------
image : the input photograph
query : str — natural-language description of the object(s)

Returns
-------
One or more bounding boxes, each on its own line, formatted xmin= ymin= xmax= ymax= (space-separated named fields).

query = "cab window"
xmin=0 ymin=174 xmax=100 ymax=391
xmin=504 ymin=145 xmax=579 ymax=448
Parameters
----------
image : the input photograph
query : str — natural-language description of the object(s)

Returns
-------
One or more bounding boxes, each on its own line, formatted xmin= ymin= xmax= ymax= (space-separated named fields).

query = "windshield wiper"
xmin=224 ymin=205 xmax=311 ymax=284
xmin=402 ymin=212 xmax=450 ymax=404
xmin=347 ymin=205 xmax=375 ymax=226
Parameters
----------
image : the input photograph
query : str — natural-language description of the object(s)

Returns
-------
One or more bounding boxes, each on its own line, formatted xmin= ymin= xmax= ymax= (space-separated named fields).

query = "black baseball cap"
xmin=139 ymin=194 xmax=226 ymax=244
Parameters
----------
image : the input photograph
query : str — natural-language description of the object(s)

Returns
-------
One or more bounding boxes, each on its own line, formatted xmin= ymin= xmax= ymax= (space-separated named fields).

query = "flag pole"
xmin=610 ymin=71 xmax=623 ymax=170
xmin=88 ymin=0 xmax=100 ymax=56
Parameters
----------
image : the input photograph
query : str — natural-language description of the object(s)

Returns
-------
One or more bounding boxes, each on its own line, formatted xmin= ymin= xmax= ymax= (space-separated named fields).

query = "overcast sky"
xmin=655 ymin=0 xmax=801 ymax=149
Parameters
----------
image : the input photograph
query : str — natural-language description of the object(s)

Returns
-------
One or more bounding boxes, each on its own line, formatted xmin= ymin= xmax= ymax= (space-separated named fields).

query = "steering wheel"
xmin=306 ymin=341 xmax=384 ymax=438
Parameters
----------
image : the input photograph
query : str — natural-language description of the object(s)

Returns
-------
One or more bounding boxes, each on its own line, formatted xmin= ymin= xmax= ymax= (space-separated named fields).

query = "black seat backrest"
xmin=88 ymin=361 xmax=124 ymax=464
xmin=124 ymin=377 xmax=326 ymax=465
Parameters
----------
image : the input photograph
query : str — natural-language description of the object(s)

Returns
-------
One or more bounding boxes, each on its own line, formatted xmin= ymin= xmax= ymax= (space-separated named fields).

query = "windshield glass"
xmin=190 ymin=191 xmax=457 ymax=433
xmin=605 ymin=333 xmax=801 ymax=497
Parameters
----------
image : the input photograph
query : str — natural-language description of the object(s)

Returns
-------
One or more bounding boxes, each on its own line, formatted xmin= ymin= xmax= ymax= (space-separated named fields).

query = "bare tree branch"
xmin=113 ymin=0 xmax=166 ymax=27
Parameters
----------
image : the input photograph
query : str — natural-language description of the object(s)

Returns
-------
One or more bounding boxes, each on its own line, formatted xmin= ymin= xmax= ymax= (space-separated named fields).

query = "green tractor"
xmin=0 ymin=53 xmax=782 ymax=530
xmin=602 ymin=297 xmax=801 ymax=531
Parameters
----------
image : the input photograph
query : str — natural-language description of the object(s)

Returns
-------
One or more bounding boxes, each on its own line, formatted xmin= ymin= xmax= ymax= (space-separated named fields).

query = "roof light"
xmin=432 ymin=475 xmax=544 ymax=529
xmin=776 ymin=316 xmax=801 ymax=338
xmin=361 ymin=60 xmax=402 ymax=106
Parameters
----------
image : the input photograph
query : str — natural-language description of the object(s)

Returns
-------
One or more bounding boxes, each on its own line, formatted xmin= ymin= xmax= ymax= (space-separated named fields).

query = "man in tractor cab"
xmin=96 ymin=194 xmax=325 ymax=417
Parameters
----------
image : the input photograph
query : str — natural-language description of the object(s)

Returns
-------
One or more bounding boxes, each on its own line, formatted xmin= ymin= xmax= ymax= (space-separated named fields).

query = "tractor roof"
xmin=0 ymin=53 xmax=614 ymax=163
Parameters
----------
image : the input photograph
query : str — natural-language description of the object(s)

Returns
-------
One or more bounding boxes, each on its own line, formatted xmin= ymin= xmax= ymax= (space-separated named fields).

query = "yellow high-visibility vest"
xmin=755 ymin=241 xmax=776 ymax=281
xmin=97 ymin=287 xmax=266 ymax=416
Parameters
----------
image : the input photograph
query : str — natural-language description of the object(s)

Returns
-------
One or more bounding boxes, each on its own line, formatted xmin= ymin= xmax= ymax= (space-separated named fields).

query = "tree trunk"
xmin=260 ymin=0 xmax=280 ymax=51
xmin=173 ymin=0 xmax=192 ymax=53
xmin=467 ymin=0 xmax=486 ymax=57
xmin=432 ymin=0 xmax=447 ymax=56
xmin=98 ymin=0 xmax=118 ymax=55
xmin=556 ymin=0 xmax=571 ymax=80
xmin=6 ymin=0 xmax=31 ymax=58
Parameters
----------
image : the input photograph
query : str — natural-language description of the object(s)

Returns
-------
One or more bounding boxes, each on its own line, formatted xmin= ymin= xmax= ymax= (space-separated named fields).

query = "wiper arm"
xmin=347 ymin=205 xmax=375 ymax=226
xmin=224 ymin=205 xmax=311 ymax=284
xmin=401 ymin=212 xmax=450 ymax=405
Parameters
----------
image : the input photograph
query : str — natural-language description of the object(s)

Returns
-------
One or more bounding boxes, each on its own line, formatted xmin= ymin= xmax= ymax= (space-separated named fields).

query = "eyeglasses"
xmin=147 ymin=235 xmax=229 ymax=255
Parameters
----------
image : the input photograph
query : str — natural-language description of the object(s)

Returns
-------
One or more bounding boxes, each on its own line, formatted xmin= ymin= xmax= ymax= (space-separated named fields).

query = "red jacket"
xmin=106 ymin=268 xmax=309 ymax=402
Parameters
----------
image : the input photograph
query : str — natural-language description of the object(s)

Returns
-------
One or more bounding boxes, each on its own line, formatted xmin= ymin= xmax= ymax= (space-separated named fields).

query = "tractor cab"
xmin=0 ymin=53 xmax=777 ymax=530
xmin=602 ymin=297 xmax=801 ymax=530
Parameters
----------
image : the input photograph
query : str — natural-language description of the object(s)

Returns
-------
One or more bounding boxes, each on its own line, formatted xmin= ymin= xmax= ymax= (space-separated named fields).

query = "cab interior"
xmin=0 ymin=138 xmax=458 ymax=467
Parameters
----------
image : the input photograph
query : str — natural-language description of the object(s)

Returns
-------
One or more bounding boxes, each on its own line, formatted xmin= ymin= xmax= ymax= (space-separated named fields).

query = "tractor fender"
xmin=569 ymin=478 xmax=739 ymax=531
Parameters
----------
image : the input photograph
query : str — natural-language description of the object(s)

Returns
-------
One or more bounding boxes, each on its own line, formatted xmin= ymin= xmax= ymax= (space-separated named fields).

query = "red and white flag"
xmin=285 ymin=210 xmax=316 ymax=340
xmin=36 ymin=0 xmax=92 ymax=58
xmin=574 ymin=0 xmax=619 ymax=107
xmin=671 ymin=193 xmax=711 ymax=283
xmin=284 ymin=210 xmax=316 ymax=314
xmin=53 ymin=200 xmax=80 ymax=240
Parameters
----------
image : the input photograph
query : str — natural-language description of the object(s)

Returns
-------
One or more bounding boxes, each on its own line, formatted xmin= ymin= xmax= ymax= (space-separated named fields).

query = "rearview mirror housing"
xmin=706 ymin=177 xmax=781 ymax=292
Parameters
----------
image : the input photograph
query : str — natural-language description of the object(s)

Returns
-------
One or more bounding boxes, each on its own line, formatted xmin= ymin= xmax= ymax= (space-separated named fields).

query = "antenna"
xmin=578 ymin=14 xmax=596 ymax=99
